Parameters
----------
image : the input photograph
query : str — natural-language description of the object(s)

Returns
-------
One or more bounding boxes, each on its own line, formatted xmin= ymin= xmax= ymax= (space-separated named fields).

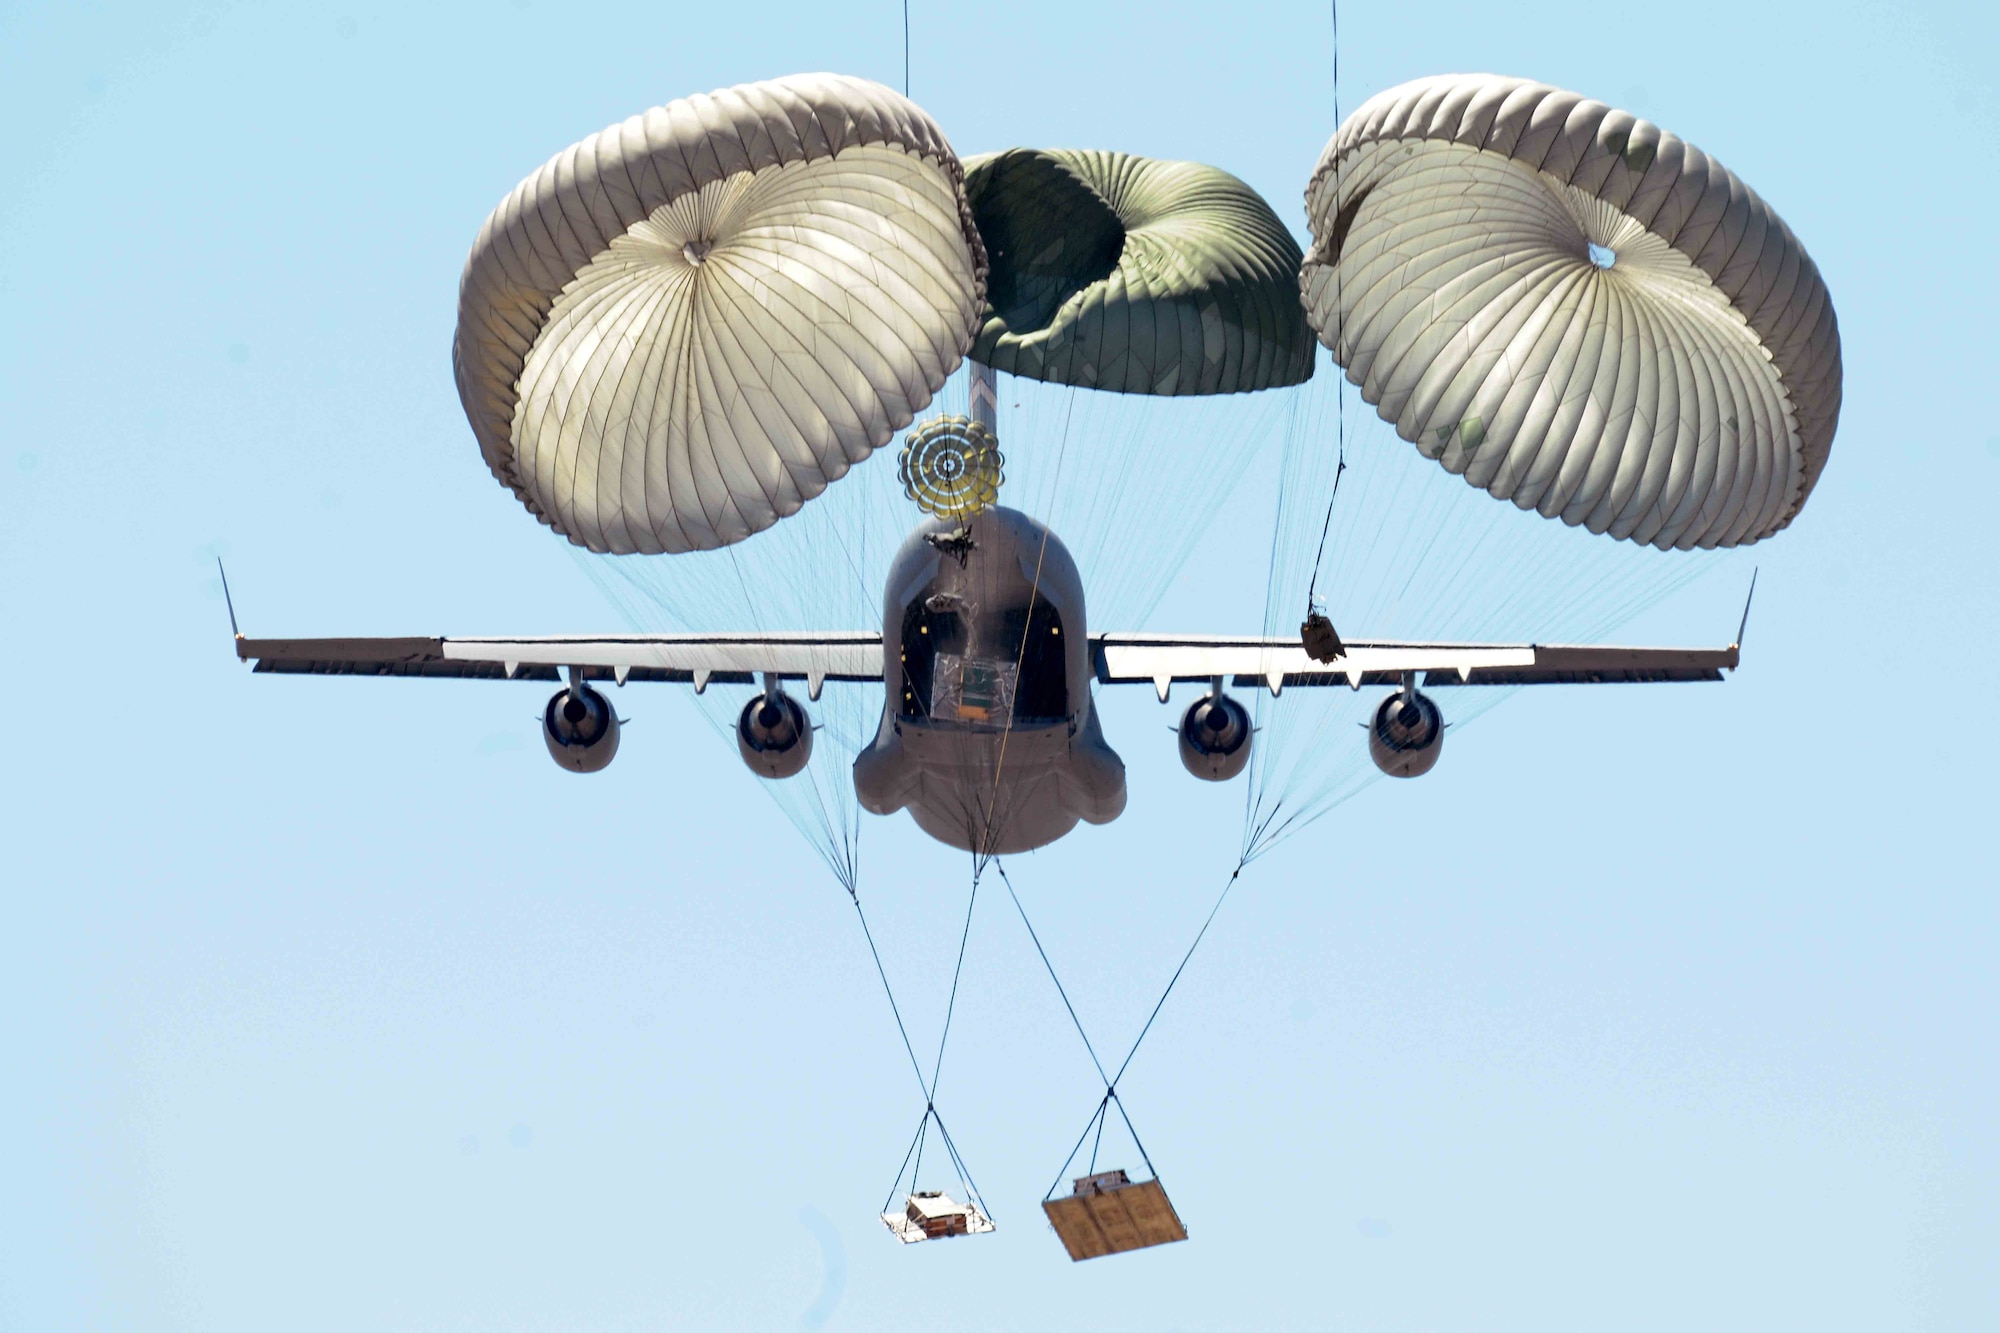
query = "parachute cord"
xmin=1303 ymin=0 xmax=1346 ymax=616
xmin=1045 ymin=1096 xmax=1109 ymax=1200
xmin=847 ymin=883 xmax=941 ymax=1205
xmin=1330 ymin=0 xmax=1341 ymax=143
xmin=855 ymin=887 xmax=993 ymax=1215
xmin=1302 ymin=441 xmax=1348 ymax=612
xmin=888 ymin=1103 xmax=993 ymax=1219
xmin=902 ymin=0 xmax=910 ymax=96
xmin=1108 ymin=860 xmax=1246 ymax=1092
xmin=924 ymin=867 xmax=982 ymax=1105
xmin=1107 ymin=1090 xmax=1160 ymax=1181
xmin=1247 ymin=393 xmax=1300 ymax=846
xmin=847 ymin=890 xmax=930 ymax=1102
xmin=977 ymin=293 xmax=1089 ymax=873
xmin=1007 ymin=856 xmax=1237 ymax=1195
xmin=975 ymin=383 xmax=1078 ymax=873
xmin=996 ymin=861 xmax=1110 ymax=1087
xmin=857 ymin=864 xmax=991 ymax=1214
xmin=997 ymin=860 xmax=1133 ymax=1200
xmin=884 ymin=1113 xmax=926 ymax=1214
xmin=930 ymin=1106 xmax=989 ymax=1214
xmin=1043 ymin=1089 xmax=1163 ymax=1199
xmin=1242 ymin=795 xmax=1286 ymax=867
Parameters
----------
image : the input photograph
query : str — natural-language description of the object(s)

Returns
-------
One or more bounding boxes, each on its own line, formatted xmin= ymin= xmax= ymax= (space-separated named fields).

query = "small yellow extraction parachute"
xmin=899 ymin=416 xmax=1004 ymax=520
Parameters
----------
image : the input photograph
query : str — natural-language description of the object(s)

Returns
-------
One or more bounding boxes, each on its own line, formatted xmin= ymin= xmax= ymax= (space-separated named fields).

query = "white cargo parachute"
xmin=1301 ymin=73 xmax=1842 ymax=550
xmin=454 ymin=72 xmax=989 ymax=555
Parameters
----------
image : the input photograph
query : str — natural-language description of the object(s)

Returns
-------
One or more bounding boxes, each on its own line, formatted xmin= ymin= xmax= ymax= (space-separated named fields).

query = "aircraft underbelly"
xmin=854 ymin=706 xmax=1126 ymax=855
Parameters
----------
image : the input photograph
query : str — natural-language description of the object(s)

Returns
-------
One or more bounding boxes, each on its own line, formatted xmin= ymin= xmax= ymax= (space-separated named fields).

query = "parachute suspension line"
xmin=974 ymin=383 xmax=1079 ymax=874
xmin=1302 ymin=434 xmax=1348 ymax=612
xmin=883 ymin=1114 xmax=926 ymax=1214
xmin=804 ymin=758 xmax=859 ymax=896
xmin=1046 ymin=1097 xmax=1110 ymax=1199
xmin=717 ymin=538 xmax=865 ymax=895
xmin=904 ymin=862 xmax=991 ymax=1222
xmin=972 ymin=275 xmax=1096 ymax=867
xmin=890 ymin=1103 xmax=991 ymax=1221
xmin=924 ymin=865 xmax=982 ymax=1109
xmin=572 ymin=553 xmax=862 ymax=893
xmin=846 ymin=889 xmax=929 ymax=1098
xmin=1107 ymin=862 xmax=1244 ymax=1092
xmin=1302 ymin=0 xmax=1345 ymax=616
xmin=996 ymin=859 xmax=1158 ymax=1198
xmin=850 ymin=881 xmax=994 ymax=1222
xmin=855 ymin=855 xmax=993 ymax=1220
xmin=1249 ymin=367 xmax=1365 ymax=878
xmin=1000 ymin=857 xmax=1238 ymax=1198
xmin=1246 ymin=391 xmax=1325 ymax=860
xmin=917 ymin=1103 xmax=990 ymax=1215
xmin=902 ymin=0 xmax=910 ymax=95
xmin=1242 ymin=796 xmax=1293 ymax=868
xmin=1042 ymin=1088 xmax=1163 ymax=1202
xmin=812 ymin=490 xmax=886 ymax=617
xmin=996 ymin=861 xmax=1110 ymax=1087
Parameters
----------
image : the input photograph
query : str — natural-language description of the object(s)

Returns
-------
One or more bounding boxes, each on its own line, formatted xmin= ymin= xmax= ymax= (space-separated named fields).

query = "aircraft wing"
xmin=1090 ymin=634 xmax=1740 ymax=701
xmin=234 ymin=632 xmax=884 ymax=698
xmin=238 ymin=629 xmax=1733 ymax=700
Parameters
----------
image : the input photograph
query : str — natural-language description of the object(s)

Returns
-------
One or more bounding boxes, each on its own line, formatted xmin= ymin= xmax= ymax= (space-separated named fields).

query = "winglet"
xmin=1732 ymin=567 xmax=1758 ymax=653
xmin=217 ymin=558 xmax=241 ymax=640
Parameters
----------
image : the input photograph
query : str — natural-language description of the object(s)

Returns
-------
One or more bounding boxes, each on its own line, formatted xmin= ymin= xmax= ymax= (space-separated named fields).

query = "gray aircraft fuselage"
xmin=853 ymin=507 xmax=1126 ymax=854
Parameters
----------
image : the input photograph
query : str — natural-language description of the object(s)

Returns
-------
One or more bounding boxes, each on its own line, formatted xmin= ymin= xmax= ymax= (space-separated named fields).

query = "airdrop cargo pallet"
xmin=1042 ymin=1170 xmax=1187 ymax=1261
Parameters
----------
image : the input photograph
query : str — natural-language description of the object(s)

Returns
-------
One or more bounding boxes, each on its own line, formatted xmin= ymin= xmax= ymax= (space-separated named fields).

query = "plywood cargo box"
xmin=1041 ymin=1169 xmax=1188 ymax=1261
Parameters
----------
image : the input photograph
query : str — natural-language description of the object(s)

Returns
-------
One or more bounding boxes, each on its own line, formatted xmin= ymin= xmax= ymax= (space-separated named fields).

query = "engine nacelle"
xmin=1178 ymin=692 xmax=1253 ymax=781
xmin=737 ymin=690 xmax=813 ymax=779
xmin=1368 ymin=689 xmax=1443 ymax=778
xmin=543 ymin=684 xmax=620 ymax=773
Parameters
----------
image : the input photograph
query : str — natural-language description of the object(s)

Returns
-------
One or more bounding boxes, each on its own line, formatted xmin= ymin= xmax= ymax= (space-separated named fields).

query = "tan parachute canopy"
xmin=1302 ymin=74 xmax=1842 ymax=549
xmin=965 ymin=149 xmax=1315 ymax=395
xmin=454 ymin=73 xmax=989 ymax=555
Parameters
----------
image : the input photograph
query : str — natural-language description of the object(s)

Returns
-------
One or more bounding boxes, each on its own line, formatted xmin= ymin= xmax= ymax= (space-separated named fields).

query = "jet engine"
xmin=543 ymin=682 xmax=621 ymax=773
xmin=737 ymin=687 xmax=813 ymax=779
xmin=1178 ymin=691 xmax=1252 ymax=781
xmin=1368 ymin=688 xmax=1444 ymax=778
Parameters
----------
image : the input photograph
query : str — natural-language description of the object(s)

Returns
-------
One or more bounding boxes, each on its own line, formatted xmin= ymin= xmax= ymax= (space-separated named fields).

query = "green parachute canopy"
xmin=964 ymin=149 xmax=1315 ymax=396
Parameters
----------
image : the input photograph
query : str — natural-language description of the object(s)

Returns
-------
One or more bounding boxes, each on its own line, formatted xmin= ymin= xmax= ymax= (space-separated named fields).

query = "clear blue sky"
xmin=3 ymin=2 xmax=1996 ymax=1329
